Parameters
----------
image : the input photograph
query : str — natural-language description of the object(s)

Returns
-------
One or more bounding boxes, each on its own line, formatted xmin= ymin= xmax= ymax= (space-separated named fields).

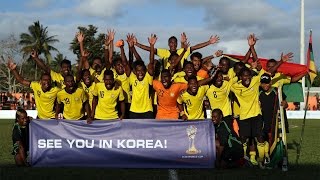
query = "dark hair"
xmin=133 ymin=60 xmax=146 ymax=71
xmin=183 ymin=61 xmax=194 ymax=69
xmin=168 ymin=52 xmax=179 ymax=61
xmin=113 ymin=57 xmax=122 ymax=66
xmin=60 ymin=59 xmax=71 ymax=67
xmin=161 ymin=69 xmax=171 ymax=75
xmin=16 ymin=108 xmax=27 ymax=123
xmin=168 ymin=36 xmax=178 ymax=43
xmin=212 ymin=70 xmax=223 ymax=82
xmin=188 ymin=75 xmax=197 ymax=82
xmin=190 ymin=52 xmax=203 ymax=61
xmin=92 ymin=57 xmax=102 ymax=61
xmin=234 ymin=61 xmax=245 ymax=69
xmin=104 ymin=69 xmax=114 ymax=78
xmin=219 ymin=57 xmax=231 ymax=66
xmin=239 ymin=67 xmax=252 ymax=77
xmin=212 ymin=108 xmax=223 ymax=117
xmin=40 ymin=73 xmax=51 ymax=80
xmin=80 ymin=69 xmax=90 ymax=78
xmin=64 ymin=74 xmax=74 ymax=80
xmin=267 ymin=59 xmax=277 ymax=66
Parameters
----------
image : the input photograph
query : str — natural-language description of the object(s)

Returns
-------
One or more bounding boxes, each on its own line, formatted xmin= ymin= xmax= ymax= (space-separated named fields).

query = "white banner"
xmin=0 ymin=110 xmax=319 ymax=119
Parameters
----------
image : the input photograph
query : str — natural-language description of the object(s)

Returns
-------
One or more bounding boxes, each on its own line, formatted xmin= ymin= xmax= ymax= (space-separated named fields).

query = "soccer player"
xmin=230 ymin=55 xmax=288 ymax=166
xmin=206 ymin=70 xmax=238 ymax=128
xmin=153 ymin=69 xmax=187 ymax=119
xmin=172 ymin=61 xmax=202 ymax=84
xmin=213 ymin=108 xmax=243 ymax=169
xmin=12 ymin=109 xmax=32 ymax=166
xmin=266 ymin=52 xmax=304 ymax=132
xmin=177 ymin=75 xmax=209 ymax=120
xmin=135 ymin=32 xmax=220 ymax=69
xmin=55 ymin=75 xmax=92 ymax=123
xmin=77 ymin=30 xmax=114 ymax=82
xmin=128 ymin=34 xmax=156 ymax=119
xmin=196 ymin=50 xmax=223 ymax=79
xmin=31 ymin=50 xmax=72 ymax=88
xmin=91 ymin=70 xmax=125 ymax=120
xmin=7 ymin=58 xmax=60 ymax=119
xmin=259 ymin=73 xmax=288 ymax=166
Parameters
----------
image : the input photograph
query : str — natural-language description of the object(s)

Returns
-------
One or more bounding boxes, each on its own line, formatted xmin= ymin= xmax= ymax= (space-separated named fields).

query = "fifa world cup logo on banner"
xmin=186 ymin=125 xmax=201 ymax=154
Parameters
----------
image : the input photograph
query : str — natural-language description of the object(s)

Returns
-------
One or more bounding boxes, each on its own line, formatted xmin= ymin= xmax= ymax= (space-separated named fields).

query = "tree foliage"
xmin=70 ymin=25 xmax=105 ymax=62
xmin=19 ymin=21 xmax=59 ymax=64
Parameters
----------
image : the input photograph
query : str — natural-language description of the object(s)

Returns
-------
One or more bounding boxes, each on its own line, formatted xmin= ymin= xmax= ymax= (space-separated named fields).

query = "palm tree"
xmin=50 ymin=53 xmax=66 ymax=72
xmin=19 ymin=21 xmax=59 ymax=64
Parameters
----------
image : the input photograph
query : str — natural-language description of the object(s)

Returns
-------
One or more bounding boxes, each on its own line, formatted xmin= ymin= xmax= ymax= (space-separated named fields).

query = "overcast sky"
xmin=0 ymin=0 xmax=319 ymax=68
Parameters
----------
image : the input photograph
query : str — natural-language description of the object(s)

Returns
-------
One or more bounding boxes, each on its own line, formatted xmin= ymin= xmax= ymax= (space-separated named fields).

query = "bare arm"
xmin=31 ymin=50 xmax=50 ymax=74
xmin=130 ymin=44 xmax=143 ymax=62
xmin=76 ymin=32 xmax=85 ymax=58
xmin=119 ymin=100 xmax=125 ymax=120
xmin=180 ymin=32 xmax=187 ymax=48
xmin=147 ymin=34 xmax=157 ymax=76
xmin=119 ymin=41 xmax=131 ymax=76
xmin=190 ymin=35 xmax=220 ymax=52
xmin=104 ymin=37 xmax=110 ymax=69
xmin=83 ymin=100 xmax=91 ymax=121
xmin=291 ymin=71 xmax=308 ymax=82
xmin=109 ymin=31 xmax=115 ymax=65
xmin=7 ymin=58 xmax=31 ymax=87
xmin=55 ymin=102 xmax=61 ymax=119
xmin=17 ymin=141 xmax=27 ymax=165
xmin=91 ymin=96 xmax=98 ymax=118
xmin=268 ymin=52 xmax=294 ymax=75
xmin=197 ymin=68 xmax=219 ymax=86
xmin=177 ymin=103 xmax=188 ymax=120
xmin=202 ymin=50 xmax=223 ymax=64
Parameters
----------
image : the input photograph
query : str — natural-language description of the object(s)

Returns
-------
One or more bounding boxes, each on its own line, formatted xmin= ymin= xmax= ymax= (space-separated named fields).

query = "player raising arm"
xmin=7 ymin=58 xmax=60 ymax=119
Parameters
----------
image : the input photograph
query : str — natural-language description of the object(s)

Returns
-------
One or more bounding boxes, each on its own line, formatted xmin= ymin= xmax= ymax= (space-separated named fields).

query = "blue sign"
xmin=30 ymin=119 xmax=215 ymax=168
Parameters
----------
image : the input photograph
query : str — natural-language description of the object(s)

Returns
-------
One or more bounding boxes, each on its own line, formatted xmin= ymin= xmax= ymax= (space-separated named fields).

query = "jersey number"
xmin=100 ymin=91 xmax=104 ymax=98
xmin=213 ymin=91 xmax=217 ymax=98
xmin=64 ymin=98 xmax=70 ymax=104
xmin=186 ymin=99 xmax=192 ymax=106
xmin=134 ymin=80 xmax=138 ymax=87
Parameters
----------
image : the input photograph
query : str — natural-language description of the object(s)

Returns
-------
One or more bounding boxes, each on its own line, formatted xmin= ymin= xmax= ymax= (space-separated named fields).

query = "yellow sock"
xmin=264 ymin=141 xmax=270 ymax=158
xmin=249 ymin=151 xmax=256 ymax=159
xmin=257 ymin=142 xmax=265 ymax=162
xmin=243 ymin=142 xmax=247 ymax=157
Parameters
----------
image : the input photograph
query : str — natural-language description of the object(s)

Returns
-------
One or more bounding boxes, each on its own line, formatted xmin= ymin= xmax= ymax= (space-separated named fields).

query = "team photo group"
xmin=10 ymin=30 xmax=306 ymax=169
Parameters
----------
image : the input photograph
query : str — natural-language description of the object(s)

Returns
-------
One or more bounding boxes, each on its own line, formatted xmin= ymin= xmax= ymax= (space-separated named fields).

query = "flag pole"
xmin=300 ymin=0 xmax=306 ymax=111
xmin=296 ymin=77 xmax=310 ymax=165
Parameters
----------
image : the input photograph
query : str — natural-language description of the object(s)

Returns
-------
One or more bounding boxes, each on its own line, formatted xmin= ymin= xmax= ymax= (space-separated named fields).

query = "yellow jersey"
xmin=57 ymin=87 xmax=88 ymax=120
xmin=271 ymin=72 xmax=291 ymax=88
xmin=111 ymin=68 xmax=131 ymax=103
xmin=89 ymin=67 xmax=106 ymax=82
xmin=157 ymin=47 xmax=191 ymax=69
xmin=129 ymin=72 xmax=153 ymax=113
xmin=177 ymin=85 xmax=209 ymax=120
xmin=231 ymin=69 xmax=265 ymax=120
xmin=206 ymin=79 xmax=236 ymax=117
xmin=81 ymin=82 xmax=96 ymax=108
xmin=92 ymin=83 xmax=125 ymax=120
xmin=30 ymin=81 xmax=61 ymax=119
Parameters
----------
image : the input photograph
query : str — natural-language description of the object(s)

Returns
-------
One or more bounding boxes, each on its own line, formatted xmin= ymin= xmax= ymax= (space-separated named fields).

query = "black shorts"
xmin=223 ymin=115 xmax=234 ymax=130
xmin=129 ymin=111 xmax=154 ymax=119
xmin=238 ymin=115 xmax=263 ymax=138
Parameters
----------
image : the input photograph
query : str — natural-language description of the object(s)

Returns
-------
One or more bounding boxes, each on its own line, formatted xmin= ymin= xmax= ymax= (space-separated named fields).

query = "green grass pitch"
xmin=0 ymin=119 xmax=319 ymax=180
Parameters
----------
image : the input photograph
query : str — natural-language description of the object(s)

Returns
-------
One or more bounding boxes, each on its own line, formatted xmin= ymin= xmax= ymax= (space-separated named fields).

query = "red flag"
xmin=224 ymin=54 xmax=308 ymax=78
